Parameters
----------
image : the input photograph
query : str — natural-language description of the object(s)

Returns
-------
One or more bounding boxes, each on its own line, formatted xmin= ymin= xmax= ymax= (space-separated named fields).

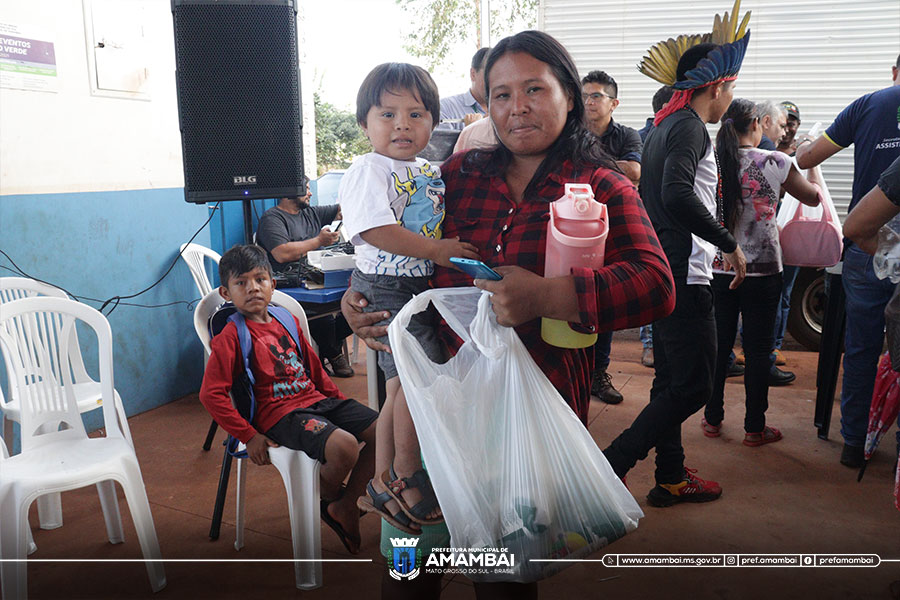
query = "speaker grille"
xmin=173 ymin=1 xmax=303 ymax=203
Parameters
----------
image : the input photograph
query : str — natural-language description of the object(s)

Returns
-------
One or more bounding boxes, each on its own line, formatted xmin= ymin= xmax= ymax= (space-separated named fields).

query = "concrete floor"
xmin=17 ymin=331 xmax=900 ymax=600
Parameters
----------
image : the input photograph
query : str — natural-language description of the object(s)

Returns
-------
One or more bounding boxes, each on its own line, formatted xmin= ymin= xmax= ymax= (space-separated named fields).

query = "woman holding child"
xmin=342 ymin=30 xmax=675 ymax=598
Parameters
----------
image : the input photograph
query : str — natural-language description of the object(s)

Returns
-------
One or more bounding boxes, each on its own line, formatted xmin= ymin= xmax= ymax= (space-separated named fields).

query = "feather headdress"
xmin=638 ymin=0 xmax=751 ymax=125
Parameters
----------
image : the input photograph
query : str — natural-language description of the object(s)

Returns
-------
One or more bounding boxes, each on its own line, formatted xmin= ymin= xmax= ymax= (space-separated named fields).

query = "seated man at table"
xmin=256 ymin=181 xmax=355 ymax=377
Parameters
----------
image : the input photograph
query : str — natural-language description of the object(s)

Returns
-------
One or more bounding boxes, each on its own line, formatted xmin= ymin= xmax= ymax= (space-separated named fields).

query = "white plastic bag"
xmin=388 ymin=287 xmax=643 ymax=583
xmin=777 ymin=162 xmax=843 ymax=267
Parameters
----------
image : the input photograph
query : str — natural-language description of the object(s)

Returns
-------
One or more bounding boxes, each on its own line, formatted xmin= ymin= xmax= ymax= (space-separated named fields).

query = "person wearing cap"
xmin=796 ymin=53 xmax=900 ymax=469
xmin=602 ymin=9 xmax=750 ymax=507
xmin=777 ymin=101 xmax=801 ymax=155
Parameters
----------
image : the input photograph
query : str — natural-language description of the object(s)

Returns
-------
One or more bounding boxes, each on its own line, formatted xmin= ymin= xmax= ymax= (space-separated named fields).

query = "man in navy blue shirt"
xmin=797 ymin=54 xmax=900 ymax=468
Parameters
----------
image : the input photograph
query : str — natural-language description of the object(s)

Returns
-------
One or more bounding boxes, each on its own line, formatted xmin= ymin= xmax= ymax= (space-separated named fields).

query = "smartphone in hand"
xmin=449 ymin=257 xmax=502 ymax=280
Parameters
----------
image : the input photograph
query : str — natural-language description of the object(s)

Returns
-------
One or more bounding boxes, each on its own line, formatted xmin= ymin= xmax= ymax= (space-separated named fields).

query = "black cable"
xmin=0 ymin=201 xmax=220 ymax=316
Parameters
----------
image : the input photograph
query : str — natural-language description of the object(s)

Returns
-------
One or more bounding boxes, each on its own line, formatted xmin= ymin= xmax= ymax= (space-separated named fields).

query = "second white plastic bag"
xmin=388 ymin=287 xmax=643 ymax=582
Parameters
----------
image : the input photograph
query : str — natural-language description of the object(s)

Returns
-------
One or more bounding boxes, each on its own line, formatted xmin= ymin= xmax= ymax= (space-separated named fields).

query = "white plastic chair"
xmin=0 ymin=277 xmax=128 ymax=531
xmin=193 ymin=288 xmax=322 ymax=590
xmin=179 ymin=242 xmax=222 ymax=299
xmin=179 ymin=243 xmax=226 ymax=450
xmin=0 ymin=297 xmax=166 ymax=599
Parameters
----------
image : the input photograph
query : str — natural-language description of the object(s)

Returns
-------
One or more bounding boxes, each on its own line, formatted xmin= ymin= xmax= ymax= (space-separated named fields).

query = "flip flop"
xmin=357 ymin=479 xmax=421 ymax=536
xmin=320 ymin=498 xmax=361 ymax=554
xmin=381 ymin=465 xmax=443 ymax=526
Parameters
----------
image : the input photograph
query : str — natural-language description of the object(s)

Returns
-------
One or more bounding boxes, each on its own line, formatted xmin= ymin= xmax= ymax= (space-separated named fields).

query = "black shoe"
xmin=768 ymin=366 xmax=796 ymax=386
xmin=726 ymin=363 xmax=745 ymax=378
xmin=327 ymin=354 xmax=355 ymax=378
xmin=591 ymin=370 xmax=623 ymax=404
xmin=840 ymin=443 xmax=865 ymax=469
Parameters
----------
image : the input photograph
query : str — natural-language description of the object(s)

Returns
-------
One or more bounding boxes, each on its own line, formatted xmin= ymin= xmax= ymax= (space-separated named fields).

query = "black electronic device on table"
xmin=273 ymin=260 xmax=324 ymax=288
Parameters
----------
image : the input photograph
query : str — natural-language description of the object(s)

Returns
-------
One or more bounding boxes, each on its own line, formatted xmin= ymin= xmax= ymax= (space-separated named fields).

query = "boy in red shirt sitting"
xmin=200 ymin=245 xmax=377 ymax=554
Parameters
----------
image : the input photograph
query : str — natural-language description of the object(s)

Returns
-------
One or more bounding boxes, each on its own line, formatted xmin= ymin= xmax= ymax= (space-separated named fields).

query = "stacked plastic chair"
xmin=0 ymin=296 xmax=165 ymax=599
xmin=0 ymin=277 xmax=127 ymax=531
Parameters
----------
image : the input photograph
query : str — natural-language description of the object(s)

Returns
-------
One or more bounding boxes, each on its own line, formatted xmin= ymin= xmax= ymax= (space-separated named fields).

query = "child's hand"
xmin=432 ymin=237 xmax=480 ymax=269
xmin=246 ymin=433 xmax=279 ymax=465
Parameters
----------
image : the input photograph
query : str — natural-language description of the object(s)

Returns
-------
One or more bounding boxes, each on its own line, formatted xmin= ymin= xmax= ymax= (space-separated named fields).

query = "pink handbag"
xmin=779 ymin=179 xmax=843 ymax=268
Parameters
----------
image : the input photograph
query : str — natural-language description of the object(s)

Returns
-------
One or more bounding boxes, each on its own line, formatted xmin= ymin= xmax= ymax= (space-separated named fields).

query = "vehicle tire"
xmin=787 ymin=267 xmax=826 ymax=351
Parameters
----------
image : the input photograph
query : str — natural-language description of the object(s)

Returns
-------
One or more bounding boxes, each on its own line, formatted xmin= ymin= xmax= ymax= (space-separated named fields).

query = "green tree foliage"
xmin=314 ymin=93 xmax=371 ymax=175
xmin=397 ymin=0 xmax=538 ymax=71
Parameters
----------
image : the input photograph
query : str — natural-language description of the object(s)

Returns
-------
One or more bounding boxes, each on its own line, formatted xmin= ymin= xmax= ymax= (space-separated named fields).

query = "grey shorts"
xmin=350 ymin=270 xmax=446 ymax=379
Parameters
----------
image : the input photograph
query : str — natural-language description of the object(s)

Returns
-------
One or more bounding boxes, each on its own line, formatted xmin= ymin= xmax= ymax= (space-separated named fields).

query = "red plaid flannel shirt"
xmin=433 ymin=152 xmax=675 ymax=424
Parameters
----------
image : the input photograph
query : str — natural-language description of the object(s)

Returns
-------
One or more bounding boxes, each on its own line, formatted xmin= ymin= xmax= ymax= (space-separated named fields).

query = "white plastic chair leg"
xmin=96 ymin=480 xmax=124 ymax=544
xmin=36 ymin=493 xmax=63 ymax=530
xmin=25 ymin=525 xmax=36 ymax=556
xmin=0 ymin=498 xmax=28 ymax=600
xmin=367 ymin=347 xmax=379 ymax=410
xmin=118 ymin=467 xmax=167 ymax=593
xmin=269 ymin=446 xmax=322 ymax=590
xmin=234 ymin=457 xmax=247 ymax=551
xmin=2 ymin=416 xmax=13 ymax=457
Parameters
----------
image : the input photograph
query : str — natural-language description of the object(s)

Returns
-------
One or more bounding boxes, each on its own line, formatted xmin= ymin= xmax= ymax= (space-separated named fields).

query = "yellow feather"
xmin=736 ymin=12 xmax=751 ymax=39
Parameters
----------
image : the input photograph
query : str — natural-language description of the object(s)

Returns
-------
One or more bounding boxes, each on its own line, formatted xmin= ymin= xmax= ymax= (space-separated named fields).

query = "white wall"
xmin=0 ymin=0 xmax=316 ymax=196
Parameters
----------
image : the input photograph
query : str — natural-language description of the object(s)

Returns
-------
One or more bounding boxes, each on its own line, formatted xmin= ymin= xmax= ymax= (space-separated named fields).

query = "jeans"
xmin=706 ymin=273 xmax=782 ymax=433
xmin=840 ymin=246 xmax=895 ymax=446
xmin=773 ymin=265 xmax=800 ymax=351
xmin=604 ymin=282 xmax=716 ymax=484
xmin=593 ymin=331 xmax=612 ymax=371
xmin=640 ymin=325 xmax=653 ymax=349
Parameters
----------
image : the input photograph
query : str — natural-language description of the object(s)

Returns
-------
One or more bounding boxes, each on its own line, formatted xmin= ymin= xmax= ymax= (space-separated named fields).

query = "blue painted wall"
xmin=0 ymin=188 xmax=215 ymax=439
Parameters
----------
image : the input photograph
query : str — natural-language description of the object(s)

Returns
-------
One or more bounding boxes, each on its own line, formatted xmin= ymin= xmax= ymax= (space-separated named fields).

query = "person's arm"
xmin=843 ymin=186 xmax=900 ymax=255
xmin=844 ymin=156 xmax=900 ymax=254
xmin=360 ymin=225 xmax=479 ymax=269
xmin=661 ymin=119 xmax=737 ymax=253
xmin=782 ymin=163 xmax=822 ymax=207
xmin=475 ymin=174 xmax=676 ymax=330
xmin=270 ymin=229 xmax=339 ymax=263
xmin=615 ymin=127 xmax=643 ymax=185
xmin=795 ymin=135 xmax=841 ymax=170
xmin=615 ymin=160 xmax=641 ymax=184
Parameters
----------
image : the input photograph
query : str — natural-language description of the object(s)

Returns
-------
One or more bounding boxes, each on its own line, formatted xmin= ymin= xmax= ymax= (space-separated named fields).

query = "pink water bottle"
xmin=541 ymin=183 xmax=608 ymax=348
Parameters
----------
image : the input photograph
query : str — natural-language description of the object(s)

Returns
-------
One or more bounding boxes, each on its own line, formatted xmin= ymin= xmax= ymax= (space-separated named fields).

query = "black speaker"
xmin=172 ymin=0 xmax=303 ymax=204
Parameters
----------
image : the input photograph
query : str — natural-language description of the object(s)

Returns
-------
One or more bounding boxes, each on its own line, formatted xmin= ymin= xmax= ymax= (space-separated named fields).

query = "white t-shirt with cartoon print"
xmin=713 ymin=148 xmax=793 ymax=277
xmin=339 ymin=152 xmax=445 ymax=277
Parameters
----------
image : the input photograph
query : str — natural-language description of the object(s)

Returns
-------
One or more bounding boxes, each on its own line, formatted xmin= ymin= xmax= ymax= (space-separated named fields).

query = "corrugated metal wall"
xmin=539 ymin=0 xmax=900 ymax=217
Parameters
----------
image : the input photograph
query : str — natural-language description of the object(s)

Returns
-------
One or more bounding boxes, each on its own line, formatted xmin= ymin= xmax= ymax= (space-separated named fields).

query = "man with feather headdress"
xmin=603 ymin=1 xmax=751 ymax=507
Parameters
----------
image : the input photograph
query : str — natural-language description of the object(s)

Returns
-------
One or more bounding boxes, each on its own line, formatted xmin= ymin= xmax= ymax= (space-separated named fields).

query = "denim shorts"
xmin=350 ymin=270 xmax=446 ymax=379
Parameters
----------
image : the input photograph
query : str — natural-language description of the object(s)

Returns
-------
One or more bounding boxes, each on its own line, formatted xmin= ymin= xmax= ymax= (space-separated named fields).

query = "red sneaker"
xmin=743 ymin=425 xmax=782 ymax=447
xmin=646 ymin=468 xmax=723 ymax=507
xmin=700 ymin=417 xmax=721 ymax=438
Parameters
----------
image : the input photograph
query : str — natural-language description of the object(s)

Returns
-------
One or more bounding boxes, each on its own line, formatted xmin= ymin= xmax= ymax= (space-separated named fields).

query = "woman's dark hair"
xmin=466 ymin=30 xmax=616 ymax=198
xmin=356 ymin=63 xmax=440 ymax=128
xmin=715 ymin=98 xmax=758 ymax=232
xmin=219 ymin=244 xmax=272 ymax=287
